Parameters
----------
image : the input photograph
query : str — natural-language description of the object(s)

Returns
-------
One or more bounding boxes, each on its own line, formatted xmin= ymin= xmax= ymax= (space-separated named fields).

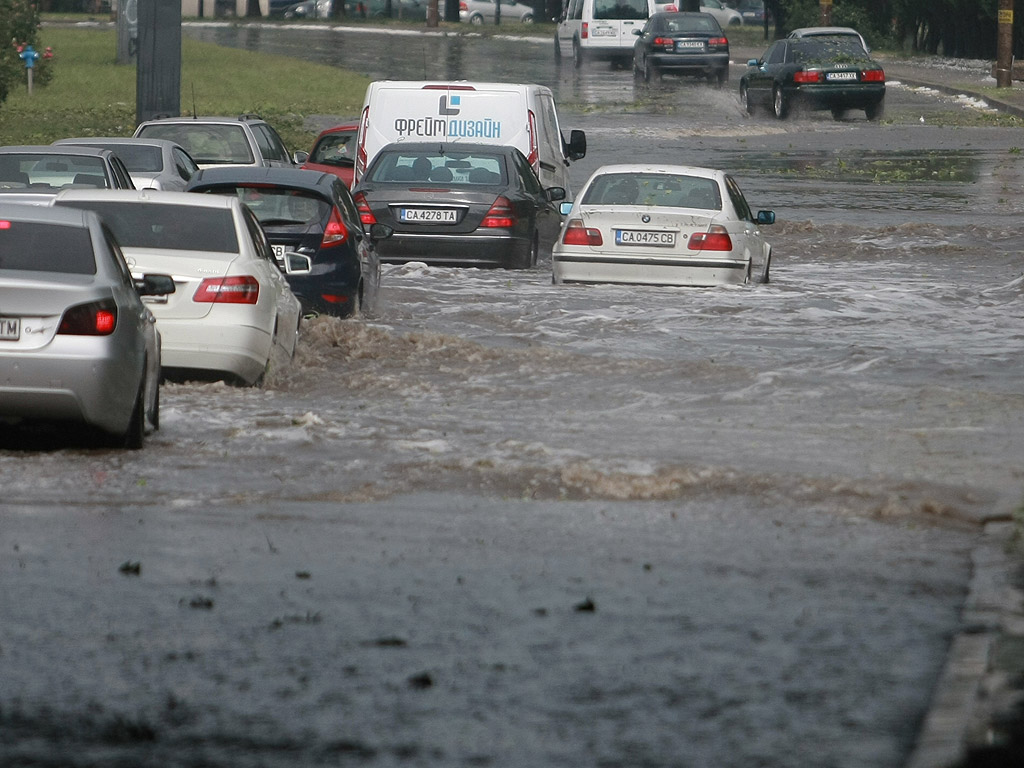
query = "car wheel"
xmin=347 ymin=285 xmax=362 ymax=318
xmin=716 ymin=67 xmax=728 ymax=88
xmin=522 ymin=13 xmax=533 ymax=23
xmin=470 ymin=13 xmax=483 ymax=24
xmin=740 ymin=83 xmax=755 ymax=114
xmin=122 ymin=381 xmax=146 ymax=450
xmin=572 ymin=38 xmax=583 ymax=68
xmin=865 ymin=97 xmax=885 ymax=121
xmin=150 ymin=381 xmax=160 ymax=432
xmin=831 ymin=106 xmax=847 ymax=120
xmin=772 ymin=85 xmax=788 ymax=119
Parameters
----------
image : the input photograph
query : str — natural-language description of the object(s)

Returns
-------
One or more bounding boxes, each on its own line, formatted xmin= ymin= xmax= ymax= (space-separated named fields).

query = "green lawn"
xmin=0 ymin=25 xmax=371 ymax=153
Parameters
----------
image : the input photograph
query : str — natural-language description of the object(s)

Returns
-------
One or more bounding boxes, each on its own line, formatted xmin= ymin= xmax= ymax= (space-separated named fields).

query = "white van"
xmin=556 ymin=0 xmax=657 ymax=68
xmin=353 ymin=81 xmax=587 ymax=193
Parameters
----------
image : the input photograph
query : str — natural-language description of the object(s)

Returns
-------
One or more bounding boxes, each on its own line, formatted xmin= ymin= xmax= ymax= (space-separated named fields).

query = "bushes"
xmin=0 ymin=0 xmax=52 ymax=106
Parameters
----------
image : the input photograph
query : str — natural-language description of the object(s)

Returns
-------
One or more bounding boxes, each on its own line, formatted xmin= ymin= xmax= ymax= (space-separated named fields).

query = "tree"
xmin=0 ymin=0 xmax=51 ymax=108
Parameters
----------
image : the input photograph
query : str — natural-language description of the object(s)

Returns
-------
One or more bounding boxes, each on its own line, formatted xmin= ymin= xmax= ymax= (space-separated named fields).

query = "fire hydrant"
xmin=17 ymin=44 xmax=41 ymax=95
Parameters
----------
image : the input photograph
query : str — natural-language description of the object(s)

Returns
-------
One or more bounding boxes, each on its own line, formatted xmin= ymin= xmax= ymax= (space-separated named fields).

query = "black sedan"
xmin=739 ymin=36 xmax=886 ymax=121
xmin=352 ymin=143 xmax=565 ymax=270
xmin=186 ymin=167 xmax=391 ymax=318
xmin=632 ymin=12 xmax=730 ymax=86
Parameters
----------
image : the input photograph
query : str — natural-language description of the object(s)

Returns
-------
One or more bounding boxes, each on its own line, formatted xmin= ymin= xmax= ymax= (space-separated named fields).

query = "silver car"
xmin=0 ymin=204 xmax=174 ymax=448
xmin=0 ymin=145 xmax=136 ymax=206
xmin=52 ymin=137 xmax=200 ymax=191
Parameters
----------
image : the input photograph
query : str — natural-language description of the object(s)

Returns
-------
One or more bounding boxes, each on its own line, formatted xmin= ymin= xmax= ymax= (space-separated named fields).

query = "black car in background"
xmin=352 ymin=142 xmax=565 ymax=270
xmin=186 ymin=167 xmax=390 ymax=318
xmin=632 ymin=11 xmax=730 ymax=85
xmin=739 ymin=36 xmax=886 ymax=120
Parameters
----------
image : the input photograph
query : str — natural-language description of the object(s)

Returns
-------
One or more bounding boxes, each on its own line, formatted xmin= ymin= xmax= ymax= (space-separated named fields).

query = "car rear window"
xmin=582 ymin=173 xmax=722 ymax=209
xmin=0 ymin=221 xmax=95 ymax=274
xmin=664 ymin=14 xmax=721 ymax=33
xmin=593 ymin=0 xmax=648 ymax=20
xmin=792 ymin=38 xmax=869 ymax=63
xmin=368 ymin=151 xmax=506 ymax=186
xmin=56 ymin=201 xmax=240 ymax=253
xmin=0 ymin=154 xmax=108 ymax=191
xmin=137 ymin=124 xmax=255 ymax=165
xmin=201 ymin=186 xmax=331 ymax=226
xmin=92 ymin=144 xmax=162 ymax=173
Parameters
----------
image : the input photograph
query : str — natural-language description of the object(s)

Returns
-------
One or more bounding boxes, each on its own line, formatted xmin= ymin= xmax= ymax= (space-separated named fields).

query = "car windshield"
xmin=207 ymin=186 xmax=330 ymax=226
xmin=368 ymin=151 xmax=507 ymax=186
xmin=791 ymin=38 xmax=869 ymax=63
xmin=0 ymin=221 xmax=95 ymax=274
xmin=581 ymin=173 xmax=722 ymax=209
xmin=137 ymin=124 xmax=255 ymax=165
xmin=663 ymin=14 xmax=720 ymax=33
xmin=594 ymin=0 xmax=649 ymax=21
xmin=57 ymin=201 xmax=240 ymax=253
xmin=310 ymin=133 xmax=355 ymax=168
xmin=0 ymin=154 xmax=108 ymax=191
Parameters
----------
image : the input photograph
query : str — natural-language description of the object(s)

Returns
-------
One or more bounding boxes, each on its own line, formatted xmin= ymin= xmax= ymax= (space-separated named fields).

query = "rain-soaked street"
xmin=2 ymin=23 xmax=1024 ymax=768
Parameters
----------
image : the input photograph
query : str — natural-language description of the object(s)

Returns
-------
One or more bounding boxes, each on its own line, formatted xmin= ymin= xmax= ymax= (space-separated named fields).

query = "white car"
xmin=655 ymin=1 xmax=742 ymax=26
xmin=460 ymin=0 xmax=534 ymax=24
xmin=552 ymin=164 xmax=775 ymax=287
xmin=53 ymin=137 xmax=201 ymax=191
xmin=52 ymin=190 xmax=305 ymax=386
xmin=0 ymin=203 xmax=172 ymax=448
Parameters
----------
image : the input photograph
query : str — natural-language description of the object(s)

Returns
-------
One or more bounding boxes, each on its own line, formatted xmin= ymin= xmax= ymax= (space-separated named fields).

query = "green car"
xmin=739 ymin=36 xmax=886 ymax=121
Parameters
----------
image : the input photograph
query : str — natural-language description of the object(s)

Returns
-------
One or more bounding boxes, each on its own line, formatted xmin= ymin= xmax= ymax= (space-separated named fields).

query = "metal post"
xmin=136 ymin=0 xmax=182 ymax=125
xmin=996 ymin=0 xmax=1014 ymax=88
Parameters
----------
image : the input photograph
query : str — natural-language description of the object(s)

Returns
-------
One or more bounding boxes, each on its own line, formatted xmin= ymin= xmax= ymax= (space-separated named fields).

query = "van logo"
xmin=439 ymin=95 xmax=461 ymax=116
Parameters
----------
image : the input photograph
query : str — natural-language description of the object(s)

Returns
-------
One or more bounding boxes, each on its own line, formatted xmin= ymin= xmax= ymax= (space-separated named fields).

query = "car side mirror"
xmin=283 ymin=252 xmax=313 ymax=274
xmin=559 ymin=201 xmax=574 ymax=216
xmin=632 ymin=28 xmax=642 ymax=36
xmin=756 ymin=210 xmax=775 ymax=225
xmin=292 ymin=150 xmax=310 ymax=165
xmin=369 ymin=223 xmax=394 ymax=241
xmin=134 ymin=273 xmax=175 ymax=296
xmin=566 ymin=129 xmax=587 ymax=161
xmin=748 ymin=58 xmax=761 ymax=67
xmin=545 ymin=186 xmax=566 ymax=202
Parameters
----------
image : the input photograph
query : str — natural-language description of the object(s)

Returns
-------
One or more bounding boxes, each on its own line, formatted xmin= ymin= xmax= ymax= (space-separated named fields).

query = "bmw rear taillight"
xmin=322 ymin=207 xmax=348 ymax=247
xmin=58 ymin=299 xmax=117 ymax=336
xmin=793 ymin=70 xmax=822 ymax=83
xmin=353 ymin=191 xmax=377 ymax=225
xmin=689 ymin=225 xmax=732 ymax=252
xmin=193 ymin=276 xmax=260 ymax=304
xmin=481 ymin=196 xmax=516 ymax=228
xmin=862 ymin=69 xmax=885 ymax=82
xmin=562 ymin=219 xmax=602 ymax=246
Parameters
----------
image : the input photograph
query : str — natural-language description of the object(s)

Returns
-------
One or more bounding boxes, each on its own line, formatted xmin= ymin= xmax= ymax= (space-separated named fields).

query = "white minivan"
xmin=556 ymin=0 xmax=657 ymax=68
xmin=353 ymin=81 xmax=587 ymax=193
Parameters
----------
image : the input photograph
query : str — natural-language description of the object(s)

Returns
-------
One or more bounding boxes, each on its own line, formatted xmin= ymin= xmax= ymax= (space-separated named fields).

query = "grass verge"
xmin=0 ymin=25 xmax=371 ymax=153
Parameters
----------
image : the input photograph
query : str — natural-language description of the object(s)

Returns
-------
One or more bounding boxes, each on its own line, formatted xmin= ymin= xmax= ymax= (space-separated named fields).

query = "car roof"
xmin=375 ymin=141 xmax=520 ymax=155
xmin=587 ymin=164 xmax=722 ymax=180
xmin=53 ymin=188 xmax=241 ymax=210
xmin=316 ymin=123 xmax=358 ymax=137
xmin=136 ymin=115 xmax=267 ymax=126
xmin=789 ymin=26 xmax=862 ymax=36
xmin=187 ymin=166 xmax=336 ymax=193
xmin=0 ymin=145 xmax=116 ymax=158
xmin=0 ymin=202 xmax=95 ymax=227
xmin=53 ymin=137 xmax=184 ymax=150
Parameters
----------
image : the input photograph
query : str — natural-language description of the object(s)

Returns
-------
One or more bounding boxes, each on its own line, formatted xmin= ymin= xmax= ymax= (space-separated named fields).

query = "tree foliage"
xmin=1 ymin=0 xmax=52 ymax=106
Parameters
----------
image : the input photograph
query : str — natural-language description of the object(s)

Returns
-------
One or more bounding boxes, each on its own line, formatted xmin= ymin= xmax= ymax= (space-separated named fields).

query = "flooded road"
xmin=3 ymin=24 xmax=1024 ymax=768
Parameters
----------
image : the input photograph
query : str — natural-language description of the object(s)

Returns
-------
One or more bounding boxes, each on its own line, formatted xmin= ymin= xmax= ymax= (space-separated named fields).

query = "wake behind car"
xmin=0 ymin=203 xmax=173 ymax=448
xmin=52 ymin=190 xmax=304 ymax=386
xmin=186 ymin=166 xmax=390 ymax=318
xmin=133 ymin=114 xmax=307 ymax=170
xmin=0 ymin=145 xmax=135 ymax=206
xmin=552 ymin=164 xmax=774 ymax=287
xmin=632 ymin=11 xmax=730 ymax=85
xmin=740 ymin=36 xmax=885 ymax=120
xmin=353 ymin=142 xmax=565 ymax=269
xmin=53 ymin=137 xmax=200 ymax=191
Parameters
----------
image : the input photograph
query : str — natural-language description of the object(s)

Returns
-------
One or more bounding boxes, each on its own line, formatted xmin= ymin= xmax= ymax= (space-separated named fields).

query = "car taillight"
xmin=663 ymin=3 xmax=677 ymax=9
xmin=862 ymin=68 xmax=885 ymax=82
xmin=709 ymin=36 xmax=728 ymax=47
xmin=481 ymin=196 xmax=516 ymax=228
xmin=527 ymin=110 xmax=539 ymax=171
xmin=322 ymin=207 xmax=348 ymax=247
xmin=459 ymin=0 xmax=467 ymax=8
xmin=57 ymin=299 xmax=117 ymax=336
xmin=582 ymin=22 xmax=588 ymax=39
xmin=562 ymin=219 xmax=603 ymax=246
xmin=689 ymin=225 xmax=732 ymax=252
xmin=793 ymin=70 xmax=822 ymax=83
xmin=355 ymin=106 xmax=369 ymax=181
xmin=653 ymin=37 xmax=674 ymax=49
xmin=353 ymin=191 xmax=377 ymax=225
xmin=193 ymin=276 xmax=260 ymax=304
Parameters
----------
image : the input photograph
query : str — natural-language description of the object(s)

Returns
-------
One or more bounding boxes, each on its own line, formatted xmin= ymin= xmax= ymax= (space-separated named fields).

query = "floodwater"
xmin=2 ymin=23 xmax=1024 ymax=768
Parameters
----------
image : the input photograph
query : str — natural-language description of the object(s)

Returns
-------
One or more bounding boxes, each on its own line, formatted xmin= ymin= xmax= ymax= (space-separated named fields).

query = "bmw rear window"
xmin=56 ymin=201 xmax=239 ymax=253
xmin=0 ymin=221 xmax=95 ymax=274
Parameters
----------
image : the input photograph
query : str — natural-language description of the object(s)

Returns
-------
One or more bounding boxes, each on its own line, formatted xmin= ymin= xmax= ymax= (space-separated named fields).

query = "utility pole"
xmin=819 ymin=0 xmax=832 ymax=26
xmin=996 ymin=0 xmax=1014 ymax=88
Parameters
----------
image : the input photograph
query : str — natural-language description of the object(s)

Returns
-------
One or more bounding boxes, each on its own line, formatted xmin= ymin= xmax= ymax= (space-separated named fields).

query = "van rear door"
xmin=590 ymin=0 xmax=650 ymax=49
